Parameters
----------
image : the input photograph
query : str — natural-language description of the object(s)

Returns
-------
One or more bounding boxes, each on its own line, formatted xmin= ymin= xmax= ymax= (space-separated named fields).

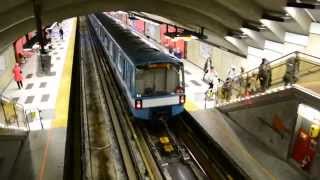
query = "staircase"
xmin=215 ymin=51 xmax=320 ymax=106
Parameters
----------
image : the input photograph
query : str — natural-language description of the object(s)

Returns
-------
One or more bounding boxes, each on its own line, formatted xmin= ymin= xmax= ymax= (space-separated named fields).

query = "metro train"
xmin=88 ymin=13 xmax=185 ymax=120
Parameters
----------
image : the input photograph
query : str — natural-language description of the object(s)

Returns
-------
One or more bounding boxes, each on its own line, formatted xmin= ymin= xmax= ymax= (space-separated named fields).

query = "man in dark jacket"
xmin=283 ymin=58 xmax=299 ymax=85
xmin=59 ymin=27 xmax=64 ymax=40
xmin=202 ymin=57 xmax=212 ymax=80
xmin=258 ymin=58 xmax=268 ymax=91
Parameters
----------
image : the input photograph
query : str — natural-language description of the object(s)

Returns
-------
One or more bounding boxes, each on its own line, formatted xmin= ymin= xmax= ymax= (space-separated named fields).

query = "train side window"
xmin=118 ymin=54 xmax=124 ymax=74
xmin=126 ymin=63 xmax=132 ymax=91
xmin=104 ymin=35 xmax=108 ymax=49
xmin=123 ymin=57 xmax=127 ymax=79
xmin=109 ymin=42 xmax=113 ymax=56
xmin=113 ymin=45 xmax=118 ymax=63
xmin=123 ymin=60 xmax=127 ymax=80
xmin=131 ymin=69 xmax=135 ymax=94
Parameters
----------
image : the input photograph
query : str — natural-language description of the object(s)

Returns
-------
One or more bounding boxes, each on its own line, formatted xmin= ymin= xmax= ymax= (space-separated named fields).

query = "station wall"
xmin=145 ymin=22 xmax=161 ymax=43
xmin=305 ymin=23 xmax=320 ymax=58
xmin=0 ymin=46 xmax=16 ymax=93
xmin=186 ymin=40 xmax=247 ymax=80
xmin=227 ymin=100 xmax=300 ymax=160
xmin=247 ymin=22 xmax=320 ymax=70
xmin=306 ymin=33 xmax=320 ymax=57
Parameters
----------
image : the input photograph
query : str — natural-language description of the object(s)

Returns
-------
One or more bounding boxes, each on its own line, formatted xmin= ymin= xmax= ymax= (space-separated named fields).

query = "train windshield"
xmin=135 ymin=63 xmax=184 ymax=97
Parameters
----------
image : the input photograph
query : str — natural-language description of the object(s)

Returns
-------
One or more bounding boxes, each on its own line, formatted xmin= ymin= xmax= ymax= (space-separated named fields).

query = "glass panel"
xmin=126 ymin=63 xmax=132 ymax=91
xmin=214 ymin=52 xmax=320 ymax=104
xmin=0 ymin=97 xmax=29 ymax=131
xmin=109 ymin=42 xmax=113 ymax=57
xmin=113 ymin=45 xmax=118 ymax=63
xmin=118 ymin=55 xmax=124 ymax=74
xmin=135 ymin=63 xmax=181 ymax=97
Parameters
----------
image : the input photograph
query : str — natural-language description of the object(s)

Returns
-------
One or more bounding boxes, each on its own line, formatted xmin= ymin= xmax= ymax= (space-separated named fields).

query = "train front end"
xmin=132 ymin=62 xmax=185 ymax=120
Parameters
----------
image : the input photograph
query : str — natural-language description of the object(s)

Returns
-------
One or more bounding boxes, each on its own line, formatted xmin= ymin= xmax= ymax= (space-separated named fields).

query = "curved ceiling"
xmin=0 ymin=0 xmax=313 ymax=56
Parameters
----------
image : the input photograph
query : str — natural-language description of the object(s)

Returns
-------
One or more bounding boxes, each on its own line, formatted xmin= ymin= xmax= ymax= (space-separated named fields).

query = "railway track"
xmin=78 ymin=15 xmax=248 ymax=180
xmin=79 ymin=16 xmax=160 ymax=180
xmin=170 ymin=113 xmax=249 ymax=180
xmin=79 ymin=17 xmax=126 ymax=179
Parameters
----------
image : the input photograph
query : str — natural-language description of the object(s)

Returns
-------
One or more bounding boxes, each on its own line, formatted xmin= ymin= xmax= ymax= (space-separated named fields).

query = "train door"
xmin=291 ymin=104 xmax=320 ymax=172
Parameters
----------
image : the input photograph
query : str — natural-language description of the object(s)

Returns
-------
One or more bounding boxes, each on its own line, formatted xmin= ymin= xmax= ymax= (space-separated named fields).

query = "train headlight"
xmin=135 ymin=99 xmax=143 ymax=109
xmin=179 ymin=95 xmax=185 ymax=104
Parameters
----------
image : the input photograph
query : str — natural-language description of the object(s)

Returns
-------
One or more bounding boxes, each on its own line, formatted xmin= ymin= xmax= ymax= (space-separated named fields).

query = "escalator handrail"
xmin=228 ymin=51 xmax=320 ymax=83
xmin=214 ymin=51 xmax=320 ymax=99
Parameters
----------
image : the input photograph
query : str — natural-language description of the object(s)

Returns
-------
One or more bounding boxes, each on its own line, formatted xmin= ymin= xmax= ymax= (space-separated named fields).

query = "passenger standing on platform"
xmin=227 ymin=66 xmax=237 ymax=80
xmin=283 ymin=58 xmax=299 ymax=85
xmin=248 ymin=72 xmax=259 ymax=94
xmin=266 ymin=61 xmax=272 ymax=88
xmin=257 ymin=58 xmax=268 ymax=91
xmin=238 ymin=67 xmax=246 ymax=97
xmin=59 ymin=27 xmax=64 ymax=40
xmin=222 ymin=78 xmax=232 ymax=101
xmin=206 ymin=66 xmax=218 ymax=89
xmin=174 ymin=48 xmax=182 ymax=59
xmin=202 ymin=57 xmax=212 ymax=80
xmin=12 ymin=63 xmax=23 ymax=89
xmin=168 ymin=47 xmax=173 ymax=55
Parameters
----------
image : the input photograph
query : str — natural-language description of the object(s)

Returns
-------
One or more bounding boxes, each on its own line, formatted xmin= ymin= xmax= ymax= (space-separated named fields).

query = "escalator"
xmin=215 ymin=51 xmax=320 ymax=106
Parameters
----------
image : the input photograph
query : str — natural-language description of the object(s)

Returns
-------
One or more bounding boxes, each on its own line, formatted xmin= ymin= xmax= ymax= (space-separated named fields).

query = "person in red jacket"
xmin=12 ymin=63 xmax=23 ymax=89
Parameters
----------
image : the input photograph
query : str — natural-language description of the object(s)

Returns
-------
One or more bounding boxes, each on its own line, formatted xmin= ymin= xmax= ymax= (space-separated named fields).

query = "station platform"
xmin=0 ymin=18 xmax=76 ymax=180
xmin=189 ymin=109 xmax=307 ymax=180
xmin=183 ymin=60 xmax=215 ymax=111
xmin=3 ymin=18 xmax=75 ymax=129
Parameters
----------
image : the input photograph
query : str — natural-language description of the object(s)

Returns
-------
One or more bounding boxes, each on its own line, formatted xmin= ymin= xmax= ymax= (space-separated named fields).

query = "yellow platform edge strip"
xmin=52 ymin=18 xmax=77 ymax=128
xmin=184 ymin=97 xmax=199 ymax=112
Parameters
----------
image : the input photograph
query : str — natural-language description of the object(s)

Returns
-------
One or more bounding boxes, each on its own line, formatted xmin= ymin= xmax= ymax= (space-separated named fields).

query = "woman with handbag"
xmin=12 ymin=63 xmax=24 ymax=89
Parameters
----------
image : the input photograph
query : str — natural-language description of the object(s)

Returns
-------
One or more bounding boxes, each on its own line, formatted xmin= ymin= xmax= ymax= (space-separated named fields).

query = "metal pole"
xmin=25 ymin=110 xmax=30 ymax=131
xmin=32 ymin=0 xmax=45 ymax=54
xmin=38 ymin=109 xmax=44 ymax=129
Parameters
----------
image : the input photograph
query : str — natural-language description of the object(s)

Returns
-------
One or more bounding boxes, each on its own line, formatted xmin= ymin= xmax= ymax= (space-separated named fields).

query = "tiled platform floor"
xmin=2 ymin=18 xmax=75 ymax=130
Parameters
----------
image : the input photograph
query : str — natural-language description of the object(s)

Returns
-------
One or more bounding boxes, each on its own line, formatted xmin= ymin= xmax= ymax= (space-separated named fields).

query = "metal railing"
xmin=212 ymin=51 xmax=320 ymax=105
xmin=0 ymin=95 xmax=44 ymax=132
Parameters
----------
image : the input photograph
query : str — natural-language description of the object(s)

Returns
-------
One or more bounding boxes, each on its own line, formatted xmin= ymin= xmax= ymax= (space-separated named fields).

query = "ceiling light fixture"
xmin=164 ymin=26 xmax=207 ymax=41
xmin=262 ymin=13 xmax=285 ymax=22
xmin=287 ymin=2 xmax=318 ymax=9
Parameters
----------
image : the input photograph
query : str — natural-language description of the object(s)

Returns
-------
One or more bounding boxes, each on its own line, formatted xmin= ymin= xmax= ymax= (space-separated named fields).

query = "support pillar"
xmin=32 ymin=0 xmax=45 ymax=54
xmin=32 ymin=0 xmax=52 ymax=76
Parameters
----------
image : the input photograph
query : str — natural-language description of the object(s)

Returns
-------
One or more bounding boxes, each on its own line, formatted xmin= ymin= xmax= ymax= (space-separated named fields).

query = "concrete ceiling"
xmin=0 ymin=0 xmax=317 ymax=56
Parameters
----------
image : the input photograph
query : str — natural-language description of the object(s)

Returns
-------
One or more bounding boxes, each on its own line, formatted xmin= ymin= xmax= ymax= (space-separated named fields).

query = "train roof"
xmin=94 ymin=13 xmax=182 ymax=67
